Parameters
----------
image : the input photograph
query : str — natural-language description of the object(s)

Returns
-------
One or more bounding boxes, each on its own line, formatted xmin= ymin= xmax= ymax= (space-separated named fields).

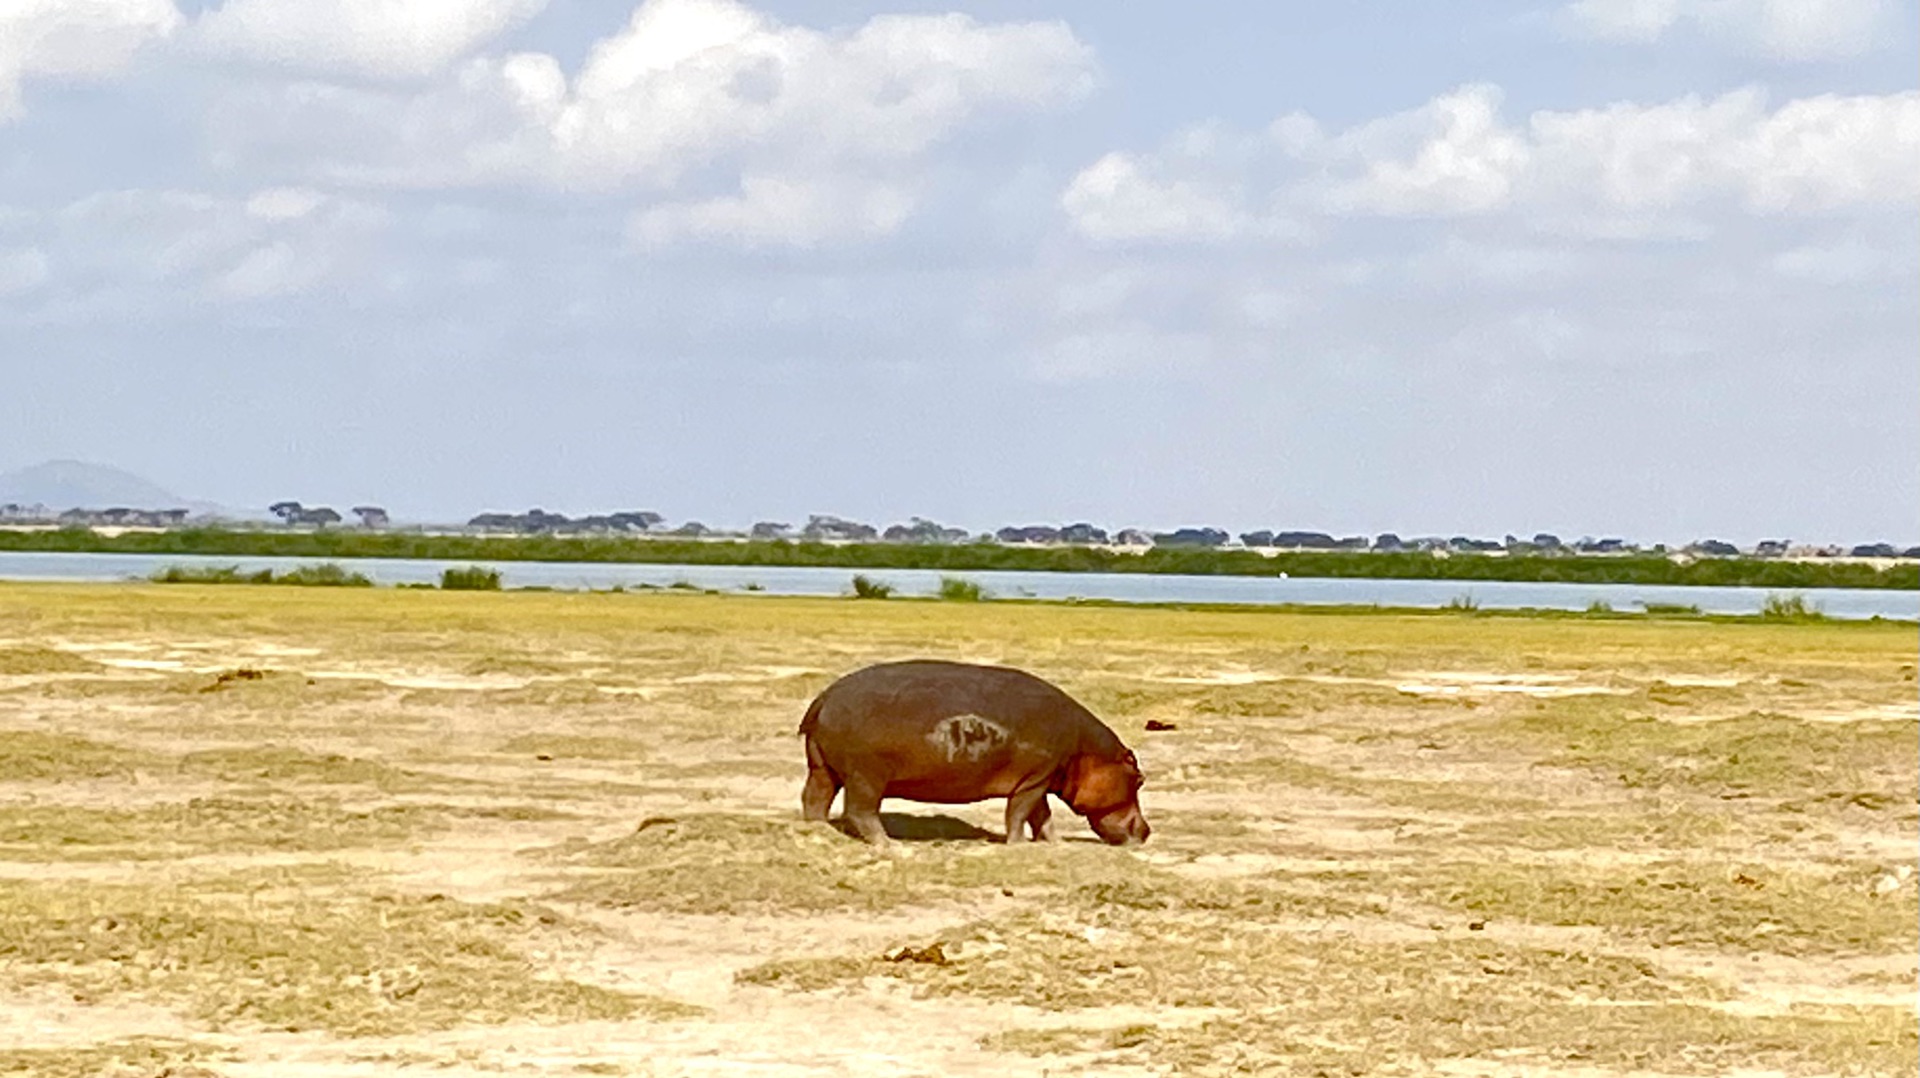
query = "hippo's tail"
xmin=797 ymin=694 xmax=825 ymax=738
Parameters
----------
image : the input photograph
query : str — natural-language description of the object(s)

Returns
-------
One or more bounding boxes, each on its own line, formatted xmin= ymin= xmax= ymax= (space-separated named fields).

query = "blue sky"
xmin=2 ymin=0 xmax=1915 ymax=542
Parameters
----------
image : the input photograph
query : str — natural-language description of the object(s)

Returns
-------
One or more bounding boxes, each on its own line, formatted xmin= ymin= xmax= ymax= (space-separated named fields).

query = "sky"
xmin=2 ymin=0 xmax=1916 ymax=544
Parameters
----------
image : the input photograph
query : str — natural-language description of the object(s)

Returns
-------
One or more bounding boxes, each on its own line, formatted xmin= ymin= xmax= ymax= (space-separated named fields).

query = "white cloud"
xmin=1061 ymin=153 xmax=1253 ymax=243
xmin=201 ymin=0 xmax=1096 ymax=245
xmin=1062 ymin=85 xmax=1920 ymax=241
xmin=23 ymin=187 xmax=388 ymax=310
xmin=629 ymin=173 xmax=915 ymax=248
xmin=1563 ymin=0 xmax=1686 ymax=41
xmin=0 ymin=247 xmax=50 ymax=293
xmin=212 ymin=240 xmax=304 ymax=299
xmin=1771 ymin=238 xmax=1903 ymax=283
xmin=538 ymin=0 xmax=1096 ymax=190
xmin=244 ymin=187 xmax=326 ymax=221
xmin=0 ymin=0 xmax=181 ymax=121
xmin=1330 ymin=84 xmax=1531 ymax=216
xmin=1032 ymin=327 xmax=1217 ymax=384
xmin=1562 ymin=0 xmax=1897 ymax=60
xmin=196 ymin=0 xmax=546 ymax=80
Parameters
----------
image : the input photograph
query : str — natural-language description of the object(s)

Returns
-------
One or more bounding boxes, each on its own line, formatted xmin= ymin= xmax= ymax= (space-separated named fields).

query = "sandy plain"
xmin=0 ymin=583 xmax=1914 ymax=1076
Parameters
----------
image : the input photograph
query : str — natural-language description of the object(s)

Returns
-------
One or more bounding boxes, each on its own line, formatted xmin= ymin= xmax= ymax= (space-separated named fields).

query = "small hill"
xmin=0 ymin=460 xmax=209 ymax=512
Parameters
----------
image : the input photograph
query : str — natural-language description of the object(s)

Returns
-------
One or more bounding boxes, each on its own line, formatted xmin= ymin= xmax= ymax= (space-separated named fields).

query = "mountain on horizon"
xmin=0 ymin=460 xmax=230 ymax=516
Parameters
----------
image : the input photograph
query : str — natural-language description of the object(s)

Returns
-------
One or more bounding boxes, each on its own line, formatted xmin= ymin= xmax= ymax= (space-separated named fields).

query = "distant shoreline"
xmin=0 ymin=527 xmax=1912 ymax=591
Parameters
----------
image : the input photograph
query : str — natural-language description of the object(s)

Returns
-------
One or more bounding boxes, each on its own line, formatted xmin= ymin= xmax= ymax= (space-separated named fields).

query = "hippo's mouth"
xmin=1087 ymin=804 xmax=1151 ymax=845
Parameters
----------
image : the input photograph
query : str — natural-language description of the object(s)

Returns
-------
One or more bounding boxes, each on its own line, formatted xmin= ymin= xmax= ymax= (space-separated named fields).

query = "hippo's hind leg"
xmin=1004 ymin=786 xmax=1054 ymax=844
xmin=800 ymin=738 xmax=841 ymax=823
xmin=840 ymin=775 xmax=890 ymax=846
xmin=801 ymin=766 xmax=840 ymax=823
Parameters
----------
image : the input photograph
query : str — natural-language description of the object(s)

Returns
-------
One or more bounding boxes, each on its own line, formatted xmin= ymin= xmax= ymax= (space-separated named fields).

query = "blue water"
xmin=1 ymin=551 xmax=1913 ymax=620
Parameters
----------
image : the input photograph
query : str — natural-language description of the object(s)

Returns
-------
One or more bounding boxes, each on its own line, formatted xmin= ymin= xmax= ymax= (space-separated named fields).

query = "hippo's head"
xmin=1064 ymin=750 xmax=1151 ymax=845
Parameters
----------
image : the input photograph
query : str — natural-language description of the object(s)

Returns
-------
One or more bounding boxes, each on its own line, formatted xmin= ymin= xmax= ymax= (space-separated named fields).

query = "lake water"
xmin=1 ymin=551 xmax=1913 ymax=620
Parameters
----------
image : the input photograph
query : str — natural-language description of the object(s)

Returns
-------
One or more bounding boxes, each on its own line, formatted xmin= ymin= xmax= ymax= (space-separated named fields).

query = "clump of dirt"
xmin=0 ymin=731 xmax=160 ymax=781
xmin=198 ymin=667 xmax=268 ymax=691
xmin=0 ymin=646 xmax=100 ymax=675
xmin=885 ymin=942 xmax=950 ymax=965
xmin=552 ymin=812 xmax=1198 ymax=915
xmin=178 ymin=745 xmax=468 ymax=794
xmin=0 ymin=1037 xmax=229 ymax=1078
xmin=551 ymin=811 xmax=1389 ymax=926
xmin=1466 ymin=706 xmax=1920 ymax=811
xmin=497 ymin=734 xmax=653 ymax=761
xmin=0 ymin=796 xmax=551 ymax=861
xmin=1377 ymin=858 xmax=1920 ymax=957
xmin=747 ymin=904 xmax=1912 ymax=1075
xmin=0 ymin=881 xmax=698 ymax=1037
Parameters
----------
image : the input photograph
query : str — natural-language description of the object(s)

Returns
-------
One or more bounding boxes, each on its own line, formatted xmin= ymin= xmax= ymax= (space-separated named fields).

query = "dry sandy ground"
xmin=0 ymin=585 xmax=1915 ymax=1076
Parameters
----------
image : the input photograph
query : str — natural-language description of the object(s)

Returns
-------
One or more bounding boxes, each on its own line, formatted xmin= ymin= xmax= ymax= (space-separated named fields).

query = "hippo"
xmin=798 ymin=660 xmax=1150 ymax=846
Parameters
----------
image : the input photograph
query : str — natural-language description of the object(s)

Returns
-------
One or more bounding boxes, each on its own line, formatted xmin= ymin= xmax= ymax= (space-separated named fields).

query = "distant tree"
xmin=750 ymin=521 xmax=792 ymax=540
xmin=803 ymin=514 xmax=877 ymax=541
xmin=668 ymin=521 xmax=711 ymax=537
xmin=304 ymin=507 xmax=342 ymax=528
xmin=995 ymin=525 xmax=1063 ymax=545
xmin=268 ymin=501 xmax=304 ymax=525
xmin=883 ymin=517 xmax=966 ymax=543
xmin=352 ymin=505 xmax=390 ymax=529
xmin=1153 ymin=527 xmax=1229 ymax=547
xmin=610 ymin=511 xmax=664 ymax=532
xmin=1239 ymin=530 xmax=1276 ymax=548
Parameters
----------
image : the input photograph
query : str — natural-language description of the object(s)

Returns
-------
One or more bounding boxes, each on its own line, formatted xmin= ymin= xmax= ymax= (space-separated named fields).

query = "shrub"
xmin=276 ymin=563 xmax=373 ymax=587
xmin=1759 ymin=593 xmax=1825 ymax=622
xmin=850 ymin=575 xmax=894 ymax=599
xmin=1586 ymin=599 xmax=1615 ymax=614
xmin=440 ymin=566 xmax=502 ymax=591
xmin=1640 ymin=601 xmax=1702 ymax=616
xmin=152 ymin=563 xmax=368 ymax=587
xmin=937 ymin=576 xmax=988 ymax=602
xmin=152 ymin=565 xmax=261 ymax=584
xmin=1442 ymin=593 xmax=1480 ymax=612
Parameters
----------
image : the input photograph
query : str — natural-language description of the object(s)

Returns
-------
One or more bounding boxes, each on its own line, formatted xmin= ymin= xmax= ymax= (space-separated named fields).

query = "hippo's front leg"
xmin=1026 ymin=796 xmax=1056 ymax=842
xmin=1004 ymin=785 xmax=1053 ymax=843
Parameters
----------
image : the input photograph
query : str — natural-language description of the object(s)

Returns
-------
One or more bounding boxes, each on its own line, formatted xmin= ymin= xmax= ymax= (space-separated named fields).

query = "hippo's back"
xmin=803 ymin=660 xmax=1091 ymax=736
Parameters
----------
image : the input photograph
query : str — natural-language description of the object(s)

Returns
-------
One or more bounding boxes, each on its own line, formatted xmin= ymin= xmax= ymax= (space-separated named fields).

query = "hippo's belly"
xmin=883 ymin=765 xmax=1027 ymax=803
